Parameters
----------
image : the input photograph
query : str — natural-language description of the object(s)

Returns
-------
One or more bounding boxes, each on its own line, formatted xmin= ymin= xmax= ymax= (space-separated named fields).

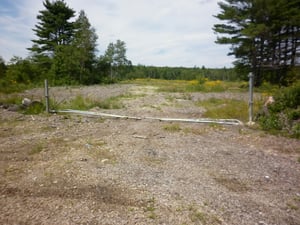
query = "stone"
xmin=7 ymin=104 xmax=20 ymax=112
xmin=22 ymin=98 xmax=32 ymax=107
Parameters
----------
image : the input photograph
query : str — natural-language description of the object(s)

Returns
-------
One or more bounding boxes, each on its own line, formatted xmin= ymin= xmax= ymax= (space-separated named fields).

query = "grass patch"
xmin=126 ymin=78 xmax=247 ymax=93
xmin=196 ymin=98 xmax=262 ymax=122
xmin=59 ymin=93 xmax=144 ymax=110
xmin=163 ymin=123 xmax=181 ymax=132
xmin=0 ymin=94 xmax=22 ymax=105
xmin=190 ymin=210 xmax=208 ymax=224
xmin=144 ymin=197 xmax=157 ymax=220
xmin=23 ymin=101 xmax=45 ymax=115
xmin=29 ymin=143 xmax=44 ymax=155
xmin=0 ymin=80 xmax=33 ymax=94
xmin=60 ymin=94 xmax=124 ymax=110
xmin=188 ymin=204 xmax=221 ymax=225
xmin=183 ymin=127 xmax=207 ymax=135
xmin=94 ymin=95 xmax=124 ymax=109
xmin=287 ymin=202 xmax=299 ymax=211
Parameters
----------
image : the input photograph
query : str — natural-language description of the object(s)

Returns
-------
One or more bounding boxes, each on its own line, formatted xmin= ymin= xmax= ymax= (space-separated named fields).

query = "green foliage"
xmin=63 ymin=95 xmax=95 ymax=110
xmin=125 ymin=65 xmax=238 ymax=81
xmin=0 ymin=57 xmax=36 ymax=93
xmin=23 ymin=102 xmax=45 ymax=115
xmin=257 ymin=82 xmax=300 ymax=138
xmin=163 ymin=123 xmax=181 ymax=132
xmin=187 ymin=80 xmax=228 ymax=92
xmin=0 ymin=79 xmax=30 ymax=94
xmin=214 ymin=0 xmax=300 ymax=86
xmin=103 ymin=40 xmax=132 ymax=80
xmin=72 ymin=10 xmax=98 ymax=84
xmin=95 ymin=96 xmax=124 ymax=109
xmin=197 ymin=98 xmax=250 ymax=121
xmin=30 ymin=0 xmax=76 ymax=54
xmin=29 ymin=143 xmax=44 ymax=155
xmin=0 ymin=95 xmax=22 ymax=105
xmin=60 ymin=94 xmax=124 ymax=110
xmin=27 ymin=1 xmax=100 ymax=85
xmin=0 ymin=56 xmax=6 ymax=79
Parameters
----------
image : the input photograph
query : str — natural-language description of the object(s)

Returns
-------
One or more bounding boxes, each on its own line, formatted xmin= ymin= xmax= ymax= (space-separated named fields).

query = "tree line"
xmin=1 ymin=0 xmax=299 ymax=89
xmin=0 ymin=0 xmax=132 ymax=86
xmin=0 ymin=0 xmax=238 ymax=87
xmin=125 ymin=65 xmax=237 ymax=81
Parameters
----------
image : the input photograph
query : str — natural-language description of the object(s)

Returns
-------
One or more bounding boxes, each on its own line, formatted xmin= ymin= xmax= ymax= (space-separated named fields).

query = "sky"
xmin=0 ymin=0 xmax=234 ymax=68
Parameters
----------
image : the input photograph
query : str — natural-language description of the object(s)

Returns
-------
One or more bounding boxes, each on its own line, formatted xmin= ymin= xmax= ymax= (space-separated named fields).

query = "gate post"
xmin=248 ymin=72 xmax=254 ymax=125
xmin=44 ymin=79 xmax=50 ymax=113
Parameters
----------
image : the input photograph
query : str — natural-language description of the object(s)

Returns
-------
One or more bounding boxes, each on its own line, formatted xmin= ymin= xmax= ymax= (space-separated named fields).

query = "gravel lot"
xmin=1 ymin=84 xmax=300 ymax=225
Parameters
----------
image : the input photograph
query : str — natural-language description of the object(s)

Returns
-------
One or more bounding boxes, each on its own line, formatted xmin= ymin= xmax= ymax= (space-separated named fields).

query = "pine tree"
xmin=29 ymin=0 xmax=76 ymax=55
xmin=213 ymin=0 xmax=300 ymax=86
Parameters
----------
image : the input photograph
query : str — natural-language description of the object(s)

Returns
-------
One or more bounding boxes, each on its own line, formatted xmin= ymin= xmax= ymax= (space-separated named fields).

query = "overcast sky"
xmin=0 ymin=0 xmax=234 ymax=68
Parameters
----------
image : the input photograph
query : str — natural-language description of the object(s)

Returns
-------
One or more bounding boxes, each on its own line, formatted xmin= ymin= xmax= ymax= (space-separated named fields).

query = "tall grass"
xmin=60 ymin=95 xmax=124 ymax=110
xmin=59 ymin=93 xmax=144 ymax=110
xmin=196 ymin=98 xmax=262 ymax=122
xmin=126 ymin=78 xmax=247 ymax=93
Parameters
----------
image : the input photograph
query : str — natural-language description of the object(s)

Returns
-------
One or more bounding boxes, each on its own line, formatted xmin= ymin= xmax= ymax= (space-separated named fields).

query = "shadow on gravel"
xmin=1 ymin=183 xmax=144 ymax=207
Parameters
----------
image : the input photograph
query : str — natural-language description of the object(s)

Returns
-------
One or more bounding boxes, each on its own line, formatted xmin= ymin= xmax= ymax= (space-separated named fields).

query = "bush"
xmin=23 ymin=102 xmax=45 ymax=115
xmin=257 ymin=82 xmax=300 ymax=138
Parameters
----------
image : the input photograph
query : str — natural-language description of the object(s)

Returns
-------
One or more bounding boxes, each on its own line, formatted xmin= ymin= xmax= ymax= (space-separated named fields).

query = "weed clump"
xmin=256 ymin=82 xmax=300 ymax=138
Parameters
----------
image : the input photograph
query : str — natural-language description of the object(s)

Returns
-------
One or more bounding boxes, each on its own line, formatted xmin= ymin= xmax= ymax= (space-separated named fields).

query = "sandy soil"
xmin=0 ymin=84 xmax=300 ymax=225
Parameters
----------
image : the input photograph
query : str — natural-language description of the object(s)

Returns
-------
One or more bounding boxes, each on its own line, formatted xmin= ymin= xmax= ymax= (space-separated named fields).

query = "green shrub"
xmin=23 ymin=102 xmax=45 ymax=115
xmin=257 ymin=82 xmax=300 ymax=138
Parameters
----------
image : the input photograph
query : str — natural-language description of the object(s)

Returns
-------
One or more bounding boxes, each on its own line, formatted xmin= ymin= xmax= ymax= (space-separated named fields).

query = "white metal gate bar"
xmin=57 ymin=109 xmax=243 ymax=126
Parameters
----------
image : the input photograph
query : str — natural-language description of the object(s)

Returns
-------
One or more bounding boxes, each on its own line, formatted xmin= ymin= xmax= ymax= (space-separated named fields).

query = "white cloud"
xmin=0 ymin=0 xmax=234 ymax=67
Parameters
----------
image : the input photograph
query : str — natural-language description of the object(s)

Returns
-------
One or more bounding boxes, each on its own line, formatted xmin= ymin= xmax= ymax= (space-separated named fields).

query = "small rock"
xmin=85 ymin=143 xmax=92 ymax=149
xmin=53 ymin=180 xmax=58 ymax=184
xmin=101 ymin=159 xmax=109 ymax=163
xmin=7 ymin=104 xmax=20 ymax=112
xmin=79 ymin=158 xmax=88 ymax=161
xmin=264 ymin=175 xmax=270 ymax=180
xmin=22 ymin=98 xmax=32 ymax=107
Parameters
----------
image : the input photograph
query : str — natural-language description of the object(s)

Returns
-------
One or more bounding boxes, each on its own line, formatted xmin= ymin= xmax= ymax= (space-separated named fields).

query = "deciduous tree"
xmin=103 ymin=40 xmax=132 ymax=79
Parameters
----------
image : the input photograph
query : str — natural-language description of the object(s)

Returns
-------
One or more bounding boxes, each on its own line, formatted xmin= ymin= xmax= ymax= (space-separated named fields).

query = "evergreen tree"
xmin=29 ymin=0 xmax=76 ymax=55
xmin=213 ymin=0 xmax=300 ymax=86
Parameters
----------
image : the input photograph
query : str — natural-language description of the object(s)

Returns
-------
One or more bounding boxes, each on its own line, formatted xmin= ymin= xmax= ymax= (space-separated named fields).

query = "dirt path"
xmin=1 ymin=84 xmax=300 ymax=225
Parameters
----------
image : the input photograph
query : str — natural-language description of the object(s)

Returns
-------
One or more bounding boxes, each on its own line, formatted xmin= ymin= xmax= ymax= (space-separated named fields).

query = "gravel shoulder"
xmin=1 ymin=84 xmax=300 ymax=225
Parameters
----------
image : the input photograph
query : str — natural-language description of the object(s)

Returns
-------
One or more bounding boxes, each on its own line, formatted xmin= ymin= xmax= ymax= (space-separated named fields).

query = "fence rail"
xmin=56 ymin=109 xmax=243 ymax=126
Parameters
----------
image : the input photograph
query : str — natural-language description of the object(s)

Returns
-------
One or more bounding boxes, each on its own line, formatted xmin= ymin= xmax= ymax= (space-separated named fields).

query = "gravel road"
xmin=0 ymin=84 xmax=299 ymax=225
